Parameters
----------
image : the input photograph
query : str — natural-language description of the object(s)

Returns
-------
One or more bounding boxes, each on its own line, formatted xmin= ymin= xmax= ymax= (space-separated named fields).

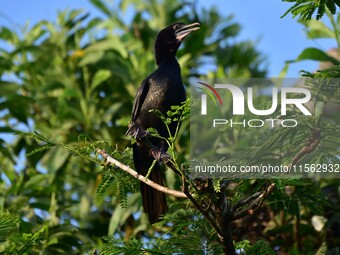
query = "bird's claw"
xmin=126 ymin=122 xmax=149 ymax=140
xmin=150 ymin=146 xmax=170 ymax=163
xmin=135 ymin=128 xmax=149 ymax=140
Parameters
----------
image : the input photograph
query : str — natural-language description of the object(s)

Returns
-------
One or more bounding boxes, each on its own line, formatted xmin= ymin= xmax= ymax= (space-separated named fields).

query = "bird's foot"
xmin=126 ymin=122 xmax=149 ymax=140
xmin=150 ymin=145 xmax=170 ymax=163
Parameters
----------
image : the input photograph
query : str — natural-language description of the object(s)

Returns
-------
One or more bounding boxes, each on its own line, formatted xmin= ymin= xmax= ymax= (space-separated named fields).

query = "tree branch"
xmin=232 ymin=191 xmax=262 ymax=211
xmin=97 ymin=149 xmax=187 ymax=199
xmin=232 ymin=182 xmax=275 ymax=221
xmin=289 ymin=128 xmax=321 ymax=169
xmin=182 ymin=180 xmax=224 ymax=238
xmin=217 ymin=187 xmax=236 ymax=255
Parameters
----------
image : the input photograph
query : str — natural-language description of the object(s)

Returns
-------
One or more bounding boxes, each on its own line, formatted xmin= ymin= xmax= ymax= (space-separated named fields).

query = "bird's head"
xmin=155 ymin=22 xmax=200 ymax=65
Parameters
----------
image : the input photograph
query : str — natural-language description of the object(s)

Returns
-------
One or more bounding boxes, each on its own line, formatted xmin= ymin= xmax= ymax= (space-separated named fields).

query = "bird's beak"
xmin=175 ymin=22 xmax=200 ymax=41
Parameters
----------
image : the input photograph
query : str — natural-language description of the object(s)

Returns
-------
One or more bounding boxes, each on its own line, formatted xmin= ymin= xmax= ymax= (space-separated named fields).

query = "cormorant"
xmin=126 ymin=22 xmax=200 ymax=223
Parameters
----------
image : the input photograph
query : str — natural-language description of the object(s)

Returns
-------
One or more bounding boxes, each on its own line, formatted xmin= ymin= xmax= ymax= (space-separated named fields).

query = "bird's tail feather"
xmin=133 ymin=144 xmax=168 ymax=224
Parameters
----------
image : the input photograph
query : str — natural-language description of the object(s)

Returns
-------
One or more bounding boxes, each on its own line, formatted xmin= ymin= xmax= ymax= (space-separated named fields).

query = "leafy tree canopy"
xmin=0 ymin=0 xmax=339 ymax=254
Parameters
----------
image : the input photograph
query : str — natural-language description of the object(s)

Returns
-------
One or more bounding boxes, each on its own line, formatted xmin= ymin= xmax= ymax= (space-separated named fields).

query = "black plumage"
xmin=126 ymin=22 xmax=200 ymax=224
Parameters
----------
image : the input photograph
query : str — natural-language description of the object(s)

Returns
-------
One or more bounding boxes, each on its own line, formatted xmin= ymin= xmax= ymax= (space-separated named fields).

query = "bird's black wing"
xmin=125 ymin=77 xmax=150 ymax=138
xmin=131 ymin=77 xmax=149 ymax=121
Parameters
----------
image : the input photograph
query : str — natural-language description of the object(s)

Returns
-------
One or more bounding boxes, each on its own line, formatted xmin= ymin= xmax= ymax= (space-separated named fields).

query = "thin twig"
xmin=97 ymin=149 xmax=187 ymax=198
xmin=232 ymin=183 xmax=275 ymax=221
xmin=182 ymin=180 xmax=224 ymax=238
xmin=288 ymin=128 xmax=321 ymax=169
xmin=232 ymin=191 xmax=262 ymax=211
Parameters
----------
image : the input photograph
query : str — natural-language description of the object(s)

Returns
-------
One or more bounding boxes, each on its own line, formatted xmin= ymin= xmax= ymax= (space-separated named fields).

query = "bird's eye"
xmin=173 ymin=24 xmax=181 ymax=30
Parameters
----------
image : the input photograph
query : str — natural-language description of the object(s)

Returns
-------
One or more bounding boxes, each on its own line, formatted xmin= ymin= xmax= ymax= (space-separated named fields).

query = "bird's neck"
xmin=155 ymin=47 xmax=177 ymax=66
xmin=157 ymin=56 xmax=179 ymax=68
xmin=157 ymin=57 xmax=180 ymax=73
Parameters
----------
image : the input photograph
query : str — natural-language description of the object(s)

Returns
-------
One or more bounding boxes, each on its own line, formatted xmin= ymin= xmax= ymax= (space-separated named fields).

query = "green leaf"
xmin=96 ymin=172 xmax=115 ymax=196
xmin=65 ymin=12 xmax=90 ymax=29
xmin=334 ymin=0 xmax=340 ymax=8
xmin=89 ymin=0 xmax=112 ymax=17
xmin=0 ymin=94 xmax=32 ymax=124
xmin=86 ymin=37 xmax=128 ymax=58
xmin=108 ymin=194 xmax=140 ymax=235
xmin=279 ymin=62 xmax=290 ymax=77
xmin=26 ymin=22 xmax=47 ymax=44
xmin=304 ymin=20 xmax=335 ymax=39
xmin=90 ymin=70 xmax=111 ymax=93
xmin=316 ymin=0 xmax=326 ymax=20
xmin=178 ymin=53 xmax=192 ymax=67
xmin=147 ymin=127 xmax=159 ymax=135
xmin=246 ymin=240 xmax=276 ymax=255
xmin=23 ymin=174 xmax=48 ymax=191
xmin=79 ymin=50 xmax=104 ymax=66
xmin=41 ymin=146 xmax=71 ymax=176
xmin=27 ymin=143 xmax=55 ymax=156
xmin=0 ymin=26 xmax=17 ymax=43
xmin=281 ymin=0 xmax=333 ymax=20
xmin=281 ymin=2 xmax=300 ymax=19
xmin=0 ymin=212 xmax=19 ymax=241
xmin=326 ymin=0 xmax=336 ymax=14
xmin=288 ymin=47 xmax=340 ymax=65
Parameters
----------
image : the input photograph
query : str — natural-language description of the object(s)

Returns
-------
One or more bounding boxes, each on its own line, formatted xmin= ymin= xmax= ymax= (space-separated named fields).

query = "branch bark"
xmin=217 ymin=188 xmax=237 ymax=255
xmin=97 ymin=149 xmax=187 ymax=198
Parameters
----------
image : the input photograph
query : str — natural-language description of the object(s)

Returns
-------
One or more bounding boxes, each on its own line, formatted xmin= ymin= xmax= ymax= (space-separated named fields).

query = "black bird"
xmin=126 ymin=22 xmax=200 ymax=224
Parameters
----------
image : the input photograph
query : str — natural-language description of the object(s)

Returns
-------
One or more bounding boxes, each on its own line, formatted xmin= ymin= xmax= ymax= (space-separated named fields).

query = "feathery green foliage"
xmin=0 ymin=0 xmax=339 ymax=254
xmin=281 ymin=0 xmax=340 ymax=20
xmin=0 ymin=212 xmax=19 ymax=242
